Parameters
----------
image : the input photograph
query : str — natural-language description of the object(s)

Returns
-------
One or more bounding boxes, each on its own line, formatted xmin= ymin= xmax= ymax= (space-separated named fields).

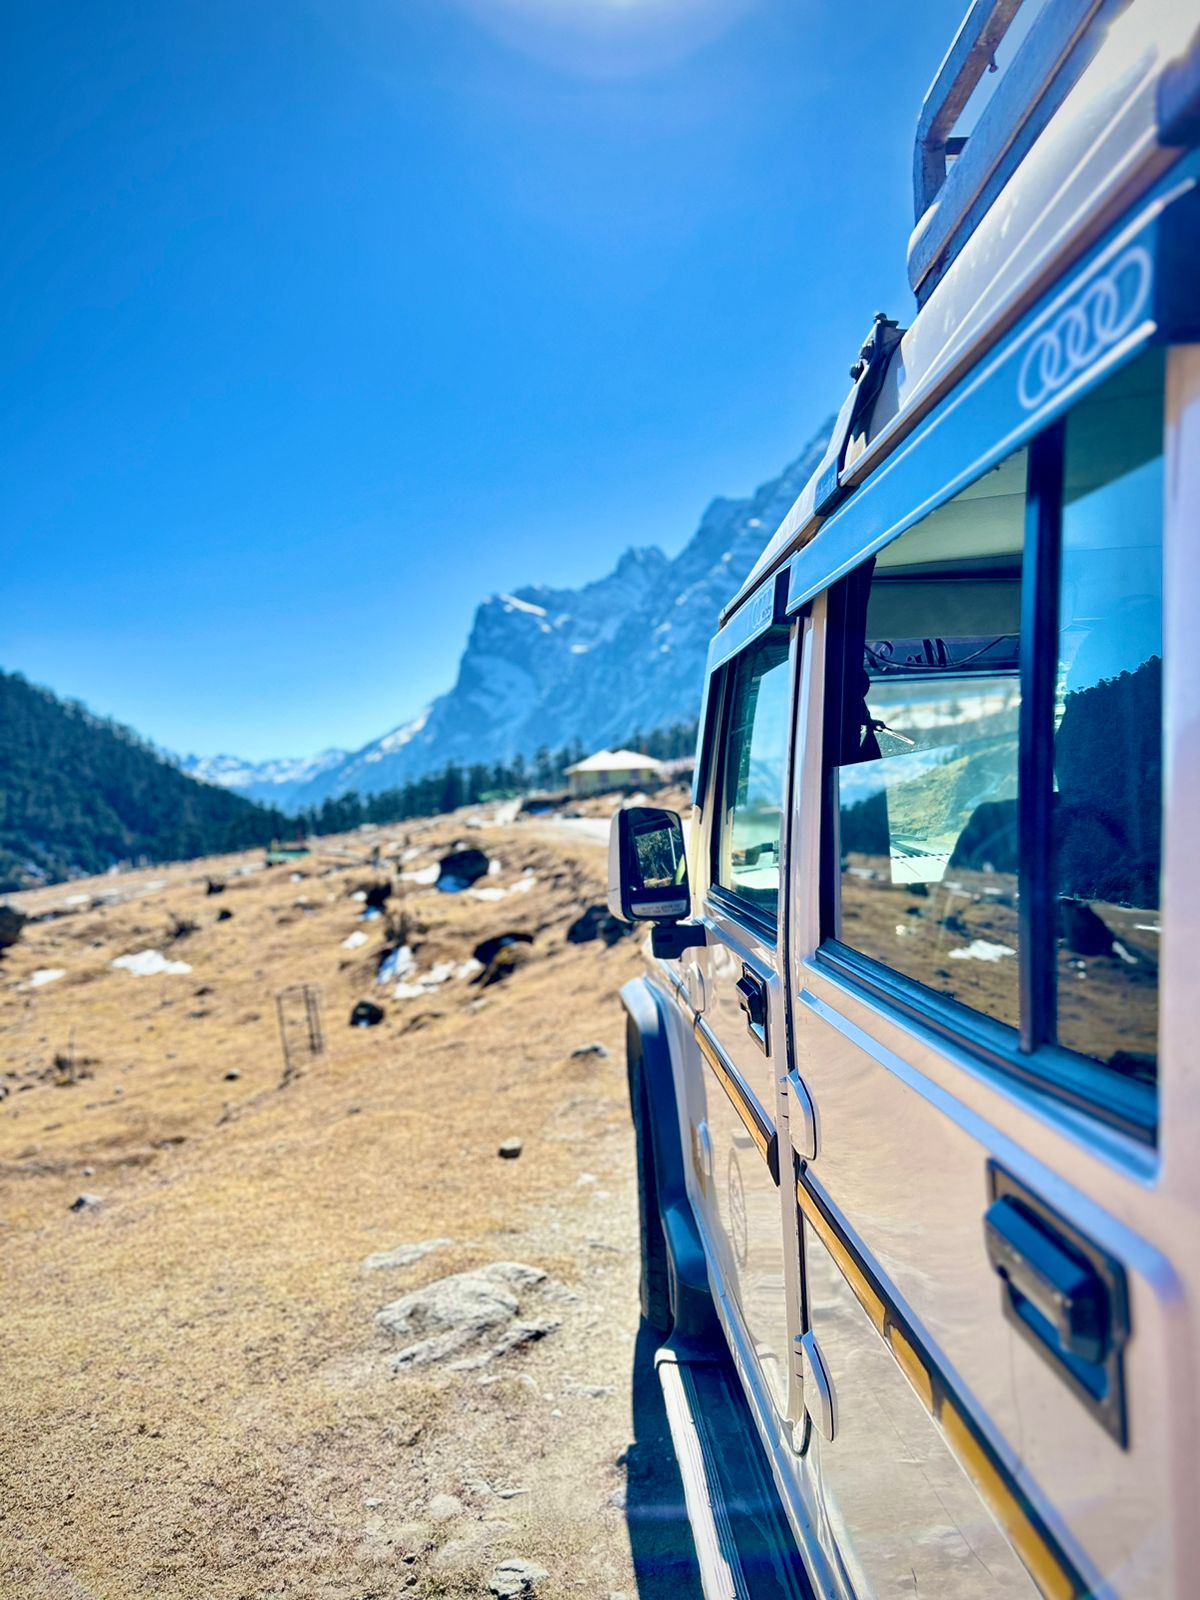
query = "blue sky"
xmin=2 ymin=0 xmax=967 ymax=761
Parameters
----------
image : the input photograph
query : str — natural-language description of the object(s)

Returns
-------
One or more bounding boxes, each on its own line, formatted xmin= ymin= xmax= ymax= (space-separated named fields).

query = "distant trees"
xmin=0 ymin=670 xmax=291 ymax=892
xmin=625 ymin=720 xmax=699 ymax=761
xmin=296 ymin=718 xmax=700 ymax=840
xmin=0 ymin=665 xmax=704 ymax=888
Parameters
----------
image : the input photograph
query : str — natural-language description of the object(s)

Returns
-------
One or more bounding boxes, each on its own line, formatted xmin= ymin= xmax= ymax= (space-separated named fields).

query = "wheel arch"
xmin=621 ymin=976 xmax=717 ymax=1343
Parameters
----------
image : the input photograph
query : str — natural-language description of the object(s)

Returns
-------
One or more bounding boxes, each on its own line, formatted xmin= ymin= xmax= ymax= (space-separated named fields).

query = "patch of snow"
xmin=377 ymin=946 xmax=416 ymax=984
xmin=342 ymin=931 xmax=369 ymax=950
xmin=466 ymin=874 xmax=536 ymax=903
xmin=948 ymin=940 xmax=1015 ymax=963
xmin=372 ymin=708 xmax=431 ymax=757
xmin=498 ymin=593 xmax=548 ymax=618
xmin=112 ymin=950 xmax=193 ymax=977
xmin=394 ymin=957 xmax=471 ymax=999
xmin=26 ymin=968 xmax=66 ymax=988
xmin=400 ymin=864 xmax=439 ymax=886
xmin=179 ymin=747 xmax=349 ymax=791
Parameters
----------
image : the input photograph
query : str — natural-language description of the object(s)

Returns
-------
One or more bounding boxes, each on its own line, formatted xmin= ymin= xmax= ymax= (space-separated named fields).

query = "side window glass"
xmin=833 ymin=449 xmax=1027 ymax=1029
xmin=713 ymin=631 xmax=791 ymax=921
xmin=1053 ymin=349 xmax=1163 ymax=1081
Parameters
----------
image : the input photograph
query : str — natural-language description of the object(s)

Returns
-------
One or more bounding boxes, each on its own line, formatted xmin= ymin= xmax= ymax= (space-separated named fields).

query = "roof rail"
xmin=909 ymin=0 xmax=1127 ymax=304
xmin=913 ymin=0 xmax=1022 ymax=224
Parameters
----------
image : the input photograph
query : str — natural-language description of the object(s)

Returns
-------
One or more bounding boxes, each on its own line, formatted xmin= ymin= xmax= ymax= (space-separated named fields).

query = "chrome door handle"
xmin=985 ymin=1165 xmax=1130 ymax=1444
xmin=985 ymin=1199 xmax=1109 ymax=1363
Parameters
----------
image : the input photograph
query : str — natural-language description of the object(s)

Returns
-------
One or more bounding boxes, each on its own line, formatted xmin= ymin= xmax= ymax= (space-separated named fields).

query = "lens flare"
xmin=453 ymin=0 xmax=759 ymax=79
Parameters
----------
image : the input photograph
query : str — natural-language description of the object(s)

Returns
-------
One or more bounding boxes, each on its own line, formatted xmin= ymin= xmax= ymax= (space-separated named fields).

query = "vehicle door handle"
xmin=985 ymin=1165 xmax=1130 ymax=1444
xmin=735 ymin=967 xmax=769 ymax=1053
xmin=984 ymin=1196 xmax=1109 ymax=1364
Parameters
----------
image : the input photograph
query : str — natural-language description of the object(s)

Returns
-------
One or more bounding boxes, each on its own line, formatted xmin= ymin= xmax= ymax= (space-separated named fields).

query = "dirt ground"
xmin=0 ymin=803 xmax=701 ymax=1600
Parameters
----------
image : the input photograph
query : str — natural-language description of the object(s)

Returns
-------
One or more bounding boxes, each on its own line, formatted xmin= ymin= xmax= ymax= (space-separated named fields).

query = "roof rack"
xmin=909 ymin=0 xmax=1128 ymax=304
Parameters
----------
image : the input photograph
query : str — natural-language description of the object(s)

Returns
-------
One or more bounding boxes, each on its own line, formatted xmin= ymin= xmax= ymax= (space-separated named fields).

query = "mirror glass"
xmin=623 ymin=807 xmax=689 ymax=920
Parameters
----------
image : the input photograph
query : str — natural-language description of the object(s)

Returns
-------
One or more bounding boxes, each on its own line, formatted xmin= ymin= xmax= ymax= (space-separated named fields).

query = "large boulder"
xmin=376 ymin=1262 xmax=560 ymax=1370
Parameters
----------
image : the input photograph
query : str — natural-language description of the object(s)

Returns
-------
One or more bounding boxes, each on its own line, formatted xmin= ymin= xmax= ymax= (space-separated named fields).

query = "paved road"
xmin=517 ymin=814 xmax=612 ymax=849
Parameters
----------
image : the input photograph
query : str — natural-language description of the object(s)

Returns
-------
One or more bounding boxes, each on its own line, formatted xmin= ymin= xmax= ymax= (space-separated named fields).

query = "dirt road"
xmin=0 ymin=812 xmax=701 ymax=1599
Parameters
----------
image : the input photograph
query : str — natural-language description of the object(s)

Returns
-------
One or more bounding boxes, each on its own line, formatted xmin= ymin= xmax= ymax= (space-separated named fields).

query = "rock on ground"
xmin=362 ymin=1238 xmax=450 ymax=1272
xmin=376 ymin=1262 xmax=561 ymax=1370
xmin=489 ymin=1557 xmax=549 ymax=1597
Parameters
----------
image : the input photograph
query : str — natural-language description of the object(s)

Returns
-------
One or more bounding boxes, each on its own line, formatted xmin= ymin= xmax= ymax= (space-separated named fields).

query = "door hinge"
xmin=796 ymin=1331 xmax=836 ymax=1441
xmin=782 ymin=1069 xmax=819 ymax=1161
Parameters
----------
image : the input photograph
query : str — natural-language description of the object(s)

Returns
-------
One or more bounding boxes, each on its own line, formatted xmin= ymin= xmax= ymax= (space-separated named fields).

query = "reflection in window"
xmin=715 ymin=634 xmax=791 ymax=918
xmin=1053 ymin=350 xmax=1163 ymax=1079
xmin=835 ymin=449 xmax=1026 ymax=1028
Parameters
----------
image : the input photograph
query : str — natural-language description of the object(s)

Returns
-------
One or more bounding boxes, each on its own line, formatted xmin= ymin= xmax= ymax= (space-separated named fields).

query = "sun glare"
xmin=453 ymin=0 xmax=758 ymax=78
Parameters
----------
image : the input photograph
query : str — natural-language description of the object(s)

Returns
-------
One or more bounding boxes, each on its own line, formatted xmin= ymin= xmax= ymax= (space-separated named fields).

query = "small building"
xmin=564 ymin=748 xmax=665 ymax=798
xmin=265 ymin=842 xmax=311 ymax=866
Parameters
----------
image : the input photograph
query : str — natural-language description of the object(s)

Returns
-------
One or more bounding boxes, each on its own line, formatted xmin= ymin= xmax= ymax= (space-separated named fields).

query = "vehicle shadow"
xmin=623 ymin=1320 xmax=703 ymax=1599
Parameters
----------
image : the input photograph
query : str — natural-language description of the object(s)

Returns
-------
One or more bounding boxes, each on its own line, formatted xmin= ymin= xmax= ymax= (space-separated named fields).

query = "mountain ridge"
xmin=178 ymin=749 xmax=349 ymax=811
xmin=285 ymin=423 xmax=832 ymax=808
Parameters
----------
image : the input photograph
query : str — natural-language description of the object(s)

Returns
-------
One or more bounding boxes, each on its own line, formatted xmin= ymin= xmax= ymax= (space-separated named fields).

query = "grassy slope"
xmin=0 ymin=813 xmax=677 ymax=1600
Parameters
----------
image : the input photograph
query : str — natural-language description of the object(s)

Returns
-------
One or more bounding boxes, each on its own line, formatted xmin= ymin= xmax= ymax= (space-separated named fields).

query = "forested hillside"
xmin=0 ymin=671 xmax=290 ymax=891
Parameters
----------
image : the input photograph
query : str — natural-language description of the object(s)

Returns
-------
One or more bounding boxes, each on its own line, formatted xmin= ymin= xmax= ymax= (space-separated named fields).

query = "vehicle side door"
xmin=788 ymin=345 xmax=1185 ymax=1598
xmin=688 ymin=589 xmax=798 ymax=1421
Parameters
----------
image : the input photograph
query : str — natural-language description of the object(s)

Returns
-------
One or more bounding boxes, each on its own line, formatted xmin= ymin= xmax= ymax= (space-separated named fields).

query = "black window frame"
xmin=707 ymin=622 xmax=795 ymax=945
xmin=816 ymin=410 xmax=1160 ymax=1145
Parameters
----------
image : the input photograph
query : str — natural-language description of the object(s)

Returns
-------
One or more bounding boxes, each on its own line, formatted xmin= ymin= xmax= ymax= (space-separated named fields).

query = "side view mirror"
xmin=608 ymin=805 xmax=691 ymax=922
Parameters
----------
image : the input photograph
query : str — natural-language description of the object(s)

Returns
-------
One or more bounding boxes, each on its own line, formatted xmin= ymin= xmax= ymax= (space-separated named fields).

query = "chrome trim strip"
xmin=694 ymin=1018 xmax=779 ymax=1183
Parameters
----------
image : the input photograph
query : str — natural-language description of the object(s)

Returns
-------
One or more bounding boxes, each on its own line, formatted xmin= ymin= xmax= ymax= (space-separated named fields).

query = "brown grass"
xmin=0 ymin=813 xmax=653 ymax=1599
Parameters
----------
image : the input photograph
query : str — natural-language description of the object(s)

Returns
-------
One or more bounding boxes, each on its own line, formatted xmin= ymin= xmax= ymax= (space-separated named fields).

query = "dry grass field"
xmin=0 ymin=805 xmax=699 ymax=1600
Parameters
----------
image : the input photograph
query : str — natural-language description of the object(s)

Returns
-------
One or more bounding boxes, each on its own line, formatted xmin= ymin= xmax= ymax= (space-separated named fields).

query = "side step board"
xmin=656 ymin=1345 xmax=815 ymax=1600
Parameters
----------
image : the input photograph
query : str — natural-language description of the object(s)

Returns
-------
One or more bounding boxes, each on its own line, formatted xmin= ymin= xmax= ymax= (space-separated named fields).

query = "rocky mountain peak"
xmin=224 ymin=420 xmax=833 ymax=809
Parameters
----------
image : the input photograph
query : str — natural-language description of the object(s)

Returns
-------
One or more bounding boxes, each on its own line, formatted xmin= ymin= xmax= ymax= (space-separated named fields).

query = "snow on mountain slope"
xmin=179 ymin=749 xmax=348 ymax=811
xmin=211 ymin=424 xmax=834 ymax=809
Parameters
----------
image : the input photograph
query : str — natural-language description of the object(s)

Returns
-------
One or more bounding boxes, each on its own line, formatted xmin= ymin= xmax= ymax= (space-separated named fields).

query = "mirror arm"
xmin=651 ymin=921 xmax=707 ymax=960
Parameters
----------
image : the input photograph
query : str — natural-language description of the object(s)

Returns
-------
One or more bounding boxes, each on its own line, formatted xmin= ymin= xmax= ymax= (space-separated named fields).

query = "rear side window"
xmin=824 ymin=348 xmax=1164 ymax=1119
xmin=1053 ymin=356 xmax=1163 ymax=1080
xmin=713 ymin=632 xmax=791 ymax=921
xmin=834 ymin=449 xmax=1026 ymax=1027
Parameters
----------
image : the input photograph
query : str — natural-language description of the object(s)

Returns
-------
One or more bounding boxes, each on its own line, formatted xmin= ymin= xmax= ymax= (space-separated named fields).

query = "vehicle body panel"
xmin=625 ymin=8 xmax=1200 ymax=1594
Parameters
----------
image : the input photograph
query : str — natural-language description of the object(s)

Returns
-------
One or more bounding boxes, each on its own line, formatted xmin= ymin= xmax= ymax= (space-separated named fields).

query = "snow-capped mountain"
xmin=191 ymin=423 xmax=832 ymax=811
xmin=293 ymin=544 xmax=678 ymax=806
xmin=179 ymin=748 xmax=348 ymax=810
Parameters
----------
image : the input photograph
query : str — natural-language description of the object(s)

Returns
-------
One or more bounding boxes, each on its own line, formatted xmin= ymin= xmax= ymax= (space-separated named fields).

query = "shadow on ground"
xmin=624 ymin=1320 xmax=703 ymax=1599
